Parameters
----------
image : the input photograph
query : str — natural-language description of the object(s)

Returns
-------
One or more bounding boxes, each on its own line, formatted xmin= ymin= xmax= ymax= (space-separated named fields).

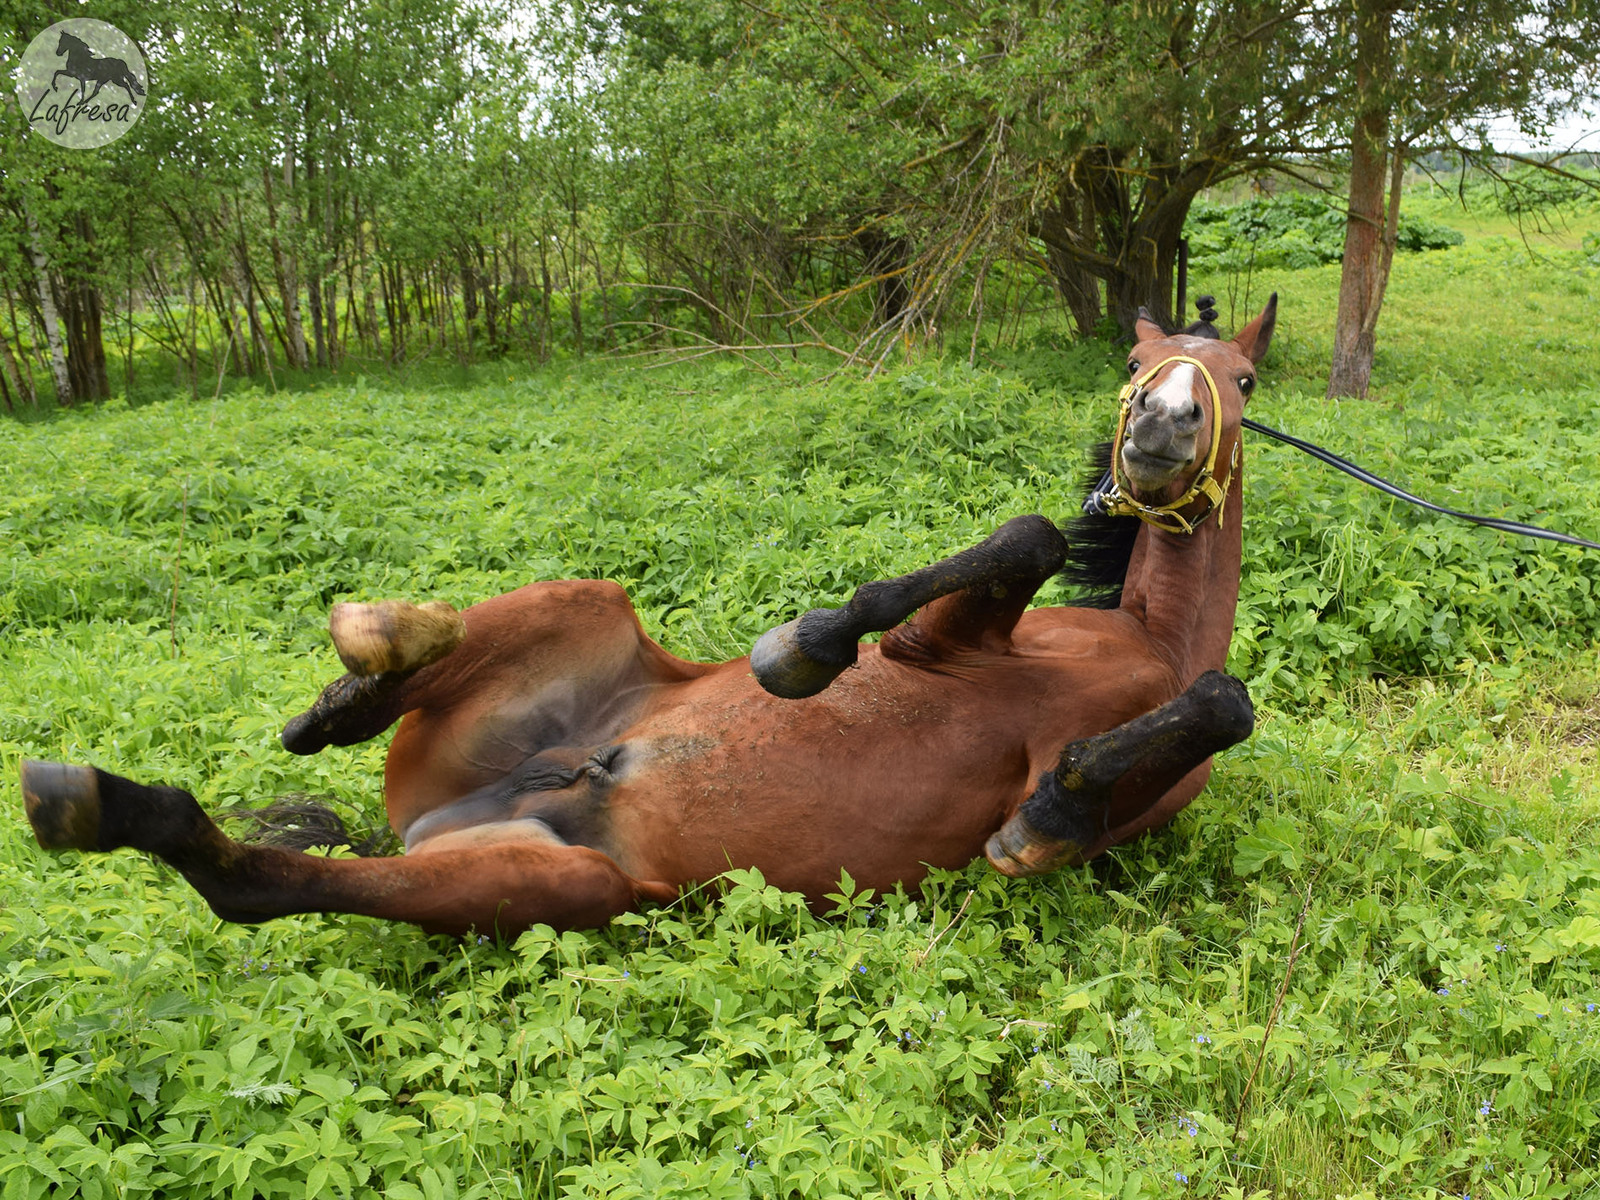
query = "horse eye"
xmin=1127 ymin=360 xmax=1140 ymax=376
xmin=1240 ymin=376 xmax=1256 ymax=394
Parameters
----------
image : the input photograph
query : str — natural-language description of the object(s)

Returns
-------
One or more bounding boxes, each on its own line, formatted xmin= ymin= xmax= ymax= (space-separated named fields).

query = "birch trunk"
xmin=23 ymin=204 xmax=72 ymax=405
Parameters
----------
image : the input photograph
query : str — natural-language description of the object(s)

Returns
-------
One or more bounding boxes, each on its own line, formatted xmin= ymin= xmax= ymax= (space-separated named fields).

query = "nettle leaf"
xmin=1232 ymin=815 xmax=1305 ymax=876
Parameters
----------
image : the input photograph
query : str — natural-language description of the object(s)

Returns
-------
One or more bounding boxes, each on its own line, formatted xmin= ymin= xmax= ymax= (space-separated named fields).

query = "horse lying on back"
xmin=20 ymin=298 xmax=1276 ymax=937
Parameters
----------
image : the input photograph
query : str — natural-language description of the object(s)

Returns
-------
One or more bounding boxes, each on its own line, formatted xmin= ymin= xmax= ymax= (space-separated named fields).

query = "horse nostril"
xmin=1189 ymin=402 xmax=1202 ymax=421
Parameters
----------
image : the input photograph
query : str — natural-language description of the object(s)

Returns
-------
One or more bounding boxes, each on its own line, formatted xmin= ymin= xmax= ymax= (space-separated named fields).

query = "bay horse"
xmin=20 ymin=299 xmax=1276 ymax=937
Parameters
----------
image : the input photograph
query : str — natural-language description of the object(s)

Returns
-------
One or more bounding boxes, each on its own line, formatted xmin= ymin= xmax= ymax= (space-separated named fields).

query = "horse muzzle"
xmin=1119 ymin=417 xmax=1198 ymax=493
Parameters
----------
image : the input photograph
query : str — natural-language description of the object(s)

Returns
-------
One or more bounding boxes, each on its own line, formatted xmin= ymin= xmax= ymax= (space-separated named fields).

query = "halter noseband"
xmin=1098 ymin=354 xmax=1239 ymax=536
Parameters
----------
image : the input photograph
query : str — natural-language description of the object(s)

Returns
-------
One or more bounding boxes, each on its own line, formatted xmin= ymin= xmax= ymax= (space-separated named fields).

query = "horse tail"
xmin=220 ymin=794 xmax=399 ymax=857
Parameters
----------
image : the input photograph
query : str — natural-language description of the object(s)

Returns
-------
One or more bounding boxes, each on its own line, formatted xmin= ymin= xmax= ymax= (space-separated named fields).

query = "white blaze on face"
xmin=1144 ymin=363 xmax=1198 ymax=420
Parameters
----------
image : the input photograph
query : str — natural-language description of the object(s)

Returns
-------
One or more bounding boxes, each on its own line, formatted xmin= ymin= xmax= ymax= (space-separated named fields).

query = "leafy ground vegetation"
xmin=3 ymin=208 xmax=1600 ymax=1198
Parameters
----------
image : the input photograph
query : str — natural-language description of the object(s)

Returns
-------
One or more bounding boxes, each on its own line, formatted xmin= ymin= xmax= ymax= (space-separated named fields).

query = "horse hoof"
xmin=329 ymin=600 xmax=466 ymax=676
xmin=984 ymin=813 xmax=1074 ymax=878
xmin=280 ymin=708 xmax=331 ymax=756
xmin=750 ymin=618 xmax=853 ymax=699
xmin=20 ymin=761 xmax=102 ymax=852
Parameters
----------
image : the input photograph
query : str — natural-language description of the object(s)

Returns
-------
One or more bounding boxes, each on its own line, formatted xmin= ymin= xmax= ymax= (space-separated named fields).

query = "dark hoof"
xmin=280 ymin=710 xmax=330 ymax=756
xmin=985 ymin=811 xmax=1077 ymax=878
xmin=750 ymin=618 xmax=855 ymax=699
xmin=20 ymin=760 xmax=102 ymax=851
xmin=279 ymin=671 xmax=391 ymax=756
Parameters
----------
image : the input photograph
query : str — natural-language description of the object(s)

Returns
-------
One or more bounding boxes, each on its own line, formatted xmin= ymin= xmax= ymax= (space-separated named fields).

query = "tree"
xmin=604 ymin=0 xmax=1341 ymax=351
xmin=1325 ymin=0 xmax=1600 ymax=398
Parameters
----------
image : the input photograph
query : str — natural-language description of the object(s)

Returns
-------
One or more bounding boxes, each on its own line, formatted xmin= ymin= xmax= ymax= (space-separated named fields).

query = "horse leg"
xmin=985 ymin=670 xmax=1255 ymax=877
xmin=280 ymin=600 xmax=467 ymax=754
xmin=19 ymin=761 xmax=673 ymax=936
xmin=751 ymin=513 xmax=1068 ymax=698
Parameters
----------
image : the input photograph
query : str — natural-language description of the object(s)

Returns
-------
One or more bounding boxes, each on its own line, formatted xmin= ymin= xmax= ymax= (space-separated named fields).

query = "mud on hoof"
xmin=750 ymin=615 xmax=858 ymax=700
xmin=985 ymin=811 xmax=1078 ymax=878
xmin=20 ymin=760 xmax=103 ymax=851
xmin=329 ymin=600 xmax=466 ymax=677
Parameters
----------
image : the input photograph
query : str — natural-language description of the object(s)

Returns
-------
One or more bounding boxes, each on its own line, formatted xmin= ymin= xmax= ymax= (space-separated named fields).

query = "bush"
xmin=1186 ymin=191 xmax=1463 ymax=275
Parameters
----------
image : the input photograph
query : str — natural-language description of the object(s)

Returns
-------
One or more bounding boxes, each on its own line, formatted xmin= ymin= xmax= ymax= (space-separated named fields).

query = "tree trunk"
xmin=1328 ymin=0 xmax=1398 ymax=400
xmin=55 ymin=214 xmax=110 ymax=403
xmin=3 ymin=289 xmax=38 ymax=406
xmin=1038 ymin=160 xmax=1205 ymax=340
xmin=0 ymin=328 xmax=25 ymax=410
xmin=856 ymin=228 xmax=911 ymax=325
xmin=459 ymin=247 xmax=479 ymax=353
xmin=23 ymin=205 xmax=72 ymax=405
xmin=263 ymin=165 xmax=310 ymax=370
xmin=538 ymin=235 xmax=553 ymax=362
xmin=234 ymin=233 xmax=265 ymax=376
xmin=481 ymin=242 xmax=501 ymax=355
xmin=323 ymin=167 xmax=339 ymax=367
xmin=567 ymin=231 xmax=585 ymax=356
xmin=306 ymin=158 xmax=327 ymax=369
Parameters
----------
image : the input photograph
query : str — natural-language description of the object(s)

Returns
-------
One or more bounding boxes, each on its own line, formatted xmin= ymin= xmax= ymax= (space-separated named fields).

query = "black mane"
xmin=1058 ymin=441 xmax=1138 ymax=608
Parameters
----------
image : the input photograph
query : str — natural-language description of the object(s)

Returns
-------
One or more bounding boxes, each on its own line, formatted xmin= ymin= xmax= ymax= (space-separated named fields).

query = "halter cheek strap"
xmin=1096 ymin=354 xmax=1238 ymax=536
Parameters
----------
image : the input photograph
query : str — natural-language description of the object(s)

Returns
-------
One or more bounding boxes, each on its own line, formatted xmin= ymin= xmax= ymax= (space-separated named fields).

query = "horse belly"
xmin=603 ymin=649 xmax=1040 ymax=900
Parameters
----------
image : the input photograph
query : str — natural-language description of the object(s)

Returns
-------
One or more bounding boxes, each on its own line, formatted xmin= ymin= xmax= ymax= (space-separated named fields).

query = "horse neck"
xmin=1117 ymin=467 xmax=1243 ymax=682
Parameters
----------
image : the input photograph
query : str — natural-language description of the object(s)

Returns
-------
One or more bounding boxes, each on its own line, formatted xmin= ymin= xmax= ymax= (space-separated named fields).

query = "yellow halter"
xmin=1099 ymin=354 xmax=1239 ymax=536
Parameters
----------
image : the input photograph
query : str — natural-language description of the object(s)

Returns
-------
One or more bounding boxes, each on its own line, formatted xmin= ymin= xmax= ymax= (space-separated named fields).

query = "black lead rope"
xmin=1239 ymin=416 xmax=1600 ymax=552
xmin=1083 ymin=419 xmax=1600 ymax=552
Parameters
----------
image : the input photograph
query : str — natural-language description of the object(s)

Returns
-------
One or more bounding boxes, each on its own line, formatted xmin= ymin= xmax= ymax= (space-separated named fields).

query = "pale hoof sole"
xmin=20 ymin=760 xmax=102 ymax=851
xmin=329 ymin=600 xmax=466 ymax=676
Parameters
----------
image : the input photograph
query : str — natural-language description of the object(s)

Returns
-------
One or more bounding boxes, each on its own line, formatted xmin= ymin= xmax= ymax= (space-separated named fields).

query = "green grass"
xmin=3 ymin=208 xmax=1600 ymax=1198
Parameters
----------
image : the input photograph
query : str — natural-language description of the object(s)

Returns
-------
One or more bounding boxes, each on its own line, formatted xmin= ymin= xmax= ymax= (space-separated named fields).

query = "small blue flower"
xmin=1194 ymin=1034 xmax=1210 ymax=1045
xmin=1175 ymin=1171 xmax=1189 ymax=1183
xmin=1479 ymin=1100 xmax=1492 ymax=1116
xmin=1588 ymin=1003 xmax=1597 ymax=1013
xmin=622 ymin=970 xmax=630 ymax=978
xmin=1495 ymin=943 xmax=1507 ymax=952
xmin=857 ymin=964 xmax=867 ymax=974
xmin=1437 ymin=987 xmax=1450 ymax=997
xmin=1050 ymin=1119 xmax=1061 ymax=1133
xmin=1042 ymin=1080 xmax=1052 ymax=1090
xmin=746 ymin=1118 xmax=754 ymax=1128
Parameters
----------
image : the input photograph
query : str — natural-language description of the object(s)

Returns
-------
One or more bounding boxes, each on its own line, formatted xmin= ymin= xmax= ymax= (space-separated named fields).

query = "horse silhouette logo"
xmin=16 ymin=19 xmax=148 ymax=148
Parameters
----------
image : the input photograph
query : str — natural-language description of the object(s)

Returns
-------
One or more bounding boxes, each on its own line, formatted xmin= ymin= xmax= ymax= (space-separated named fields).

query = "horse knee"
xmin=991 ymin=514 xmax=1069 ymax=578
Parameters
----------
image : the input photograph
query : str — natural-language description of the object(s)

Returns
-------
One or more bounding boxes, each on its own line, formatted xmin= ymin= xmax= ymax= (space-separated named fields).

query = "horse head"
xmin=1110 ymin=295 xmax=1277 ymax=531
xmin=56 ymin=30 xmax=89 ymax=57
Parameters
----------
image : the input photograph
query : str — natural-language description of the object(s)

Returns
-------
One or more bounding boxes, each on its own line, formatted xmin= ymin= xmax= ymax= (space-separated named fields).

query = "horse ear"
xmin=1230 ymin=293 xmax=1277 ymax=365
xmin=1134 ymin=307 xmax=1166 ymax=344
